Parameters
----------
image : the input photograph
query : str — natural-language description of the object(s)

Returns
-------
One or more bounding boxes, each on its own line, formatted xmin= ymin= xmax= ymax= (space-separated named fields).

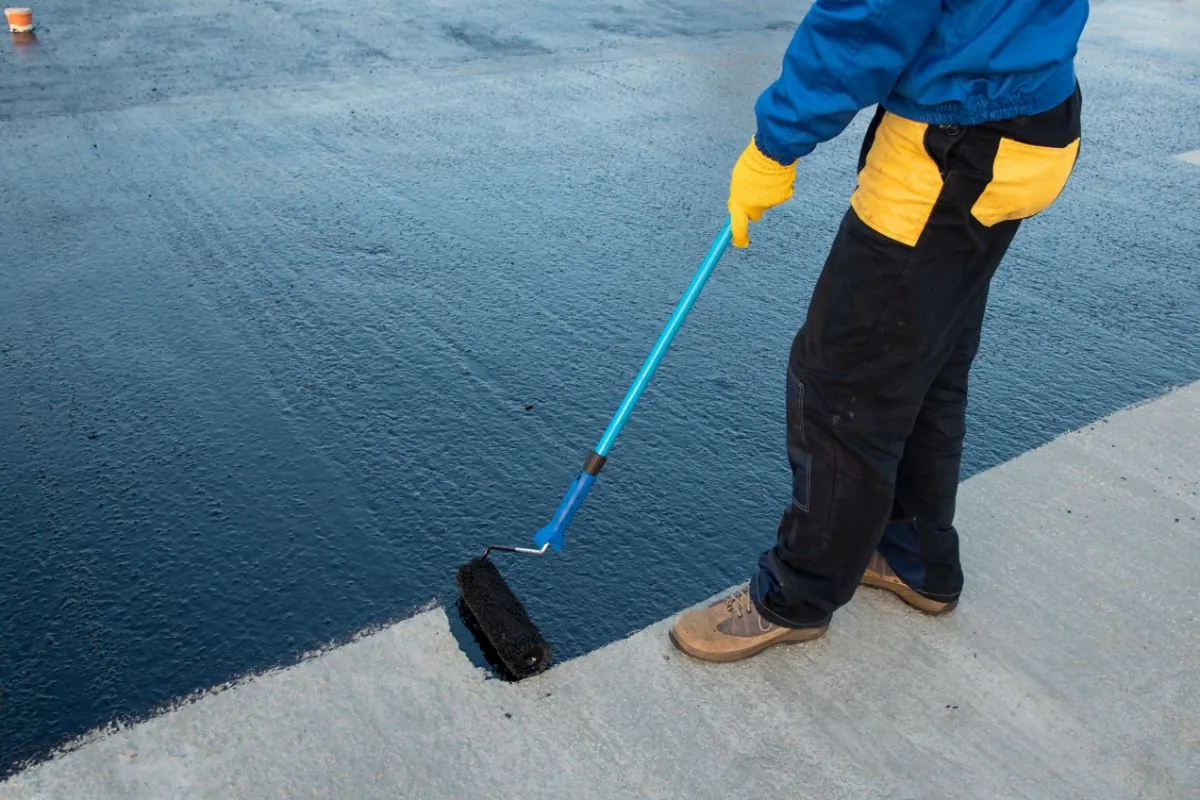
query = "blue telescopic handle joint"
xmin=533 ymin=471 xmax=598 ymax=552
xmin=532 ymin=219 xmax=733 ymax=551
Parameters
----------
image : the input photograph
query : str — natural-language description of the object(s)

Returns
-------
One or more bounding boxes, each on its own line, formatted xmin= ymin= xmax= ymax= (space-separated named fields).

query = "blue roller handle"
xmin=534 ymin=219 xmax=733 ymax=551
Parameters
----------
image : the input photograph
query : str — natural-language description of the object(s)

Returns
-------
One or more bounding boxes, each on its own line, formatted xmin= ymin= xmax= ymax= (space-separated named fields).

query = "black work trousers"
xmin=751 ymin=88 xmax=1082 ymax=627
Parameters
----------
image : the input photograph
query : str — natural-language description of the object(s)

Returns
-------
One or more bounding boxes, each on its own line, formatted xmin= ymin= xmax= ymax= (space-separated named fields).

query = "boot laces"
xmin=725 ymin=587 xmax=754 ymax=619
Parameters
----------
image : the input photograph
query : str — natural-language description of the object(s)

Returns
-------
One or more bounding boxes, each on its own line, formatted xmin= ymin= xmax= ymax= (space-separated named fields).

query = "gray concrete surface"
xmin=4 ymin=381 xmax=1197 ymax=799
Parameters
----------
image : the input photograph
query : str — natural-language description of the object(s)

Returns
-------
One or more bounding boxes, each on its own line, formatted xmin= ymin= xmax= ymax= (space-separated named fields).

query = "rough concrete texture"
xmin=4 ymin=381 xmax=1198 ymax=799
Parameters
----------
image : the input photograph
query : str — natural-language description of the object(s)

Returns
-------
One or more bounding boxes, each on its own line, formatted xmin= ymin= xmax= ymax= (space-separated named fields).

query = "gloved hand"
xmin=727 ymin=136 xmax=796 ymax=248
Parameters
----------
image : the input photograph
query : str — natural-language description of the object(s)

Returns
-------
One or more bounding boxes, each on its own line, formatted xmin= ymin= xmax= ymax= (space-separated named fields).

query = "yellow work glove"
xmin=727 ymin=136 xmax=796 ymax=248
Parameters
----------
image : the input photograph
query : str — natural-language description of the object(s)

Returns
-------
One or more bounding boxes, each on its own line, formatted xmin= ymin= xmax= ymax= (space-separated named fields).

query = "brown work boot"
xmin=669 ymin=585 xmax=827 ymax=663
xmin=860 ymin=552 xmax=957 ymax=615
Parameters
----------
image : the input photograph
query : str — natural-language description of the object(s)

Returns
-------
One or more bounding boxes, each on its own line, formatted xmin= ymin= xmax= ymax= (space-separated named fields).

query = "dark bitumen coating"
xmin=1 ymin=0 xmax=1199 ymax=777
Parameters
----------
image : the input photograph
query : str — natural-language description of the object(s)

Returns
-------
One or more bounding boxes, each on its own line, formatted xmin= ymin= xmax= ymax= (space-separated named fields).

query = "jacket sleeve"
xmin=753 ymin=0 xmax=941 ymax=164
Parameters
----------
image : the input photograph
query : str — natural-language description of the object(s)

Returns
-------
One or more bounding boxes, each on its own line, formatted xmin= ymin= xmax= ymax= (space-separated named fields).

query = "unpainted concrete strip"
xmin=1177 ymin=149 xmax=1200 ymax=165
xmin=4 ymin=382 xmax=1199 ymax=800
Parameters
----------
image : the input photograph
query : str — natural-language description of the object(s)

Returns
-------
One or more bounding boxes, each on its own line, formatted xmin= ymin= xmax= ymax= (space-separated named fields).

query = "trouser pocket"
xmin=849 ymin=111 xmax=945 ymax=247
xmin=970 ymin=136 xmax=1080 ymax=226
xmin=971 ymin=83 xmax=1083 ymax=226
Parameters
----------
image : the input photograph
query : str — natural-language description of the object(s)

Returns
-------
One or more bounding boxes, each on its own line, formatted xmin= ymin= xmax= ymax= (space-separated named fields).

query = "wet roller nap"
xmin=454 ymin=220 xmax=734 ymax=679
xmin=455 ymin=558 xmax=551 ymax=678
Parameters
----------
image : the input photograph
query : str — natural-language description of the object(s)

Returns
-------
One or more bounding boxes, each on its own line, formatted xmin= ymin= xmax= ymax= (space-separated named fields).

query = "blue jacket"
xmin=754 ymin=0 xmax=1089 ymax=164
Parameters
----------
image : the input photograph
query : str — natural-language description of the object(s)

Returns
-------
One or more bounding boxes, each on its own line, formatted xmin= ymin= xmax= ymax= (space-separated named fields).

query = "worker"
xmin=670 ymin=0 xmax=1088 ymax=662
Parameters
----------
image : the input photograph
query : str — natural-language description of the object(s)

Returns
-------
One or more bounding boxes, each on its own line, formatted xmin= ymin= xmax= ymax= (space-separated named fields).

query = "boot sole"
xmin=860 ymin=572 xmax=957 ymax=616
xmin=668 ymin=625 xmax=826 ymax=664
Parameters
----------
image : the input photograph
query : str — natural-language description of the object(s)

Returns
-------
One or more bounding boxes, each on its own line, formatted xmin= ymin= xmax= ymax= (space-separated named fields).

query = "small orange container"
xmin=5 ymin=7 xmax=33 ymax=33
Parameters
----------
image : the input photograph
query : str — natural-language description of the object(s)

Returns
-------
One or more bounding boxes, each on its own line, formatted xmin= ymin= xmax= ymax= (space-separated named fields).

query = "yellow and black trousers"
xmin=751 ymin=86 xmax=1082 ymax=628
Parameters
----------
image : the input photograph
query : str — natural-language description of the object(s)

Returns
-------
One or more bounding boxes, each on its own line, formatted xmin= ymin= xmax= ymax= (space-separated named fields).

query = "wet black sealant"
xmin=2 ymin=0 xmax=1200 ymax=777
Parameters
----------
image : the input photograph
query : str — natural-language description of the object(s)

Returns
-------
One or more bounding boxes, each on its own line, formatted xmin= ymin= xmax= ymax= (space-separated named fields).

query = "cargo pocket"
xmin=971 ymin=137 xmax=1080 ymax=227
xmin=790 ymin=449 xmax=812 ymax=514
